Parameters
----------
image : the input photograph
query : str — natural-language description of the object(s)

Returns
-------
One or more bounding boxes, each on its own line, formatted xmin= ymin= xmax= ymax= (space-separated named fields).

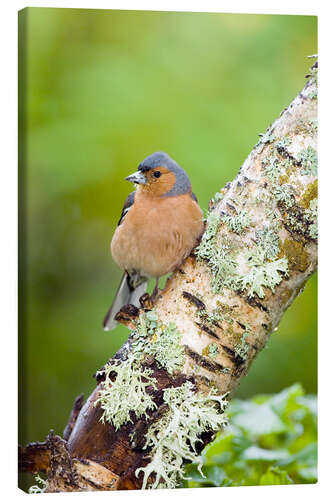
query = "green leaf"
xmin=259 ymin=466 xmax=293 ymax=485
xmin=242 ymin=446 xmax=290 ymax=462
xmin=183 ymin=385 xmax=317 ymax=489
xmin=229 ymin=400 xmax=287 ymax=437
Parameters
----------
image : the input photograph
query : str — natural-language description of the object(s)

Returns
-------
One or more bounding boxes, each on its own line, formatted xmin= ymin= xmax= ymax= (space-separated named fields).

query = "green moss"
xmin=198 ymin=218 xmax=288 ymax=299
xmin=309 ymin=89 xmax=317 ymax=100
xmin=279 ymin=174 xmax=289 ymax=185
xmin=299 ymin=180 xmax=318 ymax=209
xmin=135 ymin=382 xmax=228 ymax=489
xmin=278 ymin=239 xmax=309 ymax=272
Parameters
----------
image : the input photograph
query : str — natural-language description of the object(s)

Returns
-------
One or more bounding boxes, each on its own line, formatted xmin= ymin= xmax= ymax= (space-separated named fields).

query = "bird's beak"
xmin=125 ymin=171 xmax=147 ymax=185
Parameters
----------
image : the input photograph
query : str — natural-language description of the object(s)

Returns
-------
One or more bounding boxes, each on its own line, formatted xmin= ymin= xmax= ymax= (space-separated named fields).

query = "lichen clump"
xmin=28 ymin=474 xmax=48 ymax=494
xmin=196 ymin=209 xmax=288 ymax=299
xmin=298 ymin=146 xmax=318 ymax=176
xmin=95 ymin=353 xmax=158 ymax=430
xmin=135 ymin=382 xmax=228 ymax=489
xmin=304 ymin=198 xmax=318 ymax=239
xmin=222 ymin=209 xmax=251 ymax=234
xmin=256 ymin=225 xmax=280 ymax=260
xmin=132 ymin=310 xmax=185 ymax=375
xmin=240 ymin=249 xmax=289 ymax=299
xmin=95 ymin=311 xmax=185 ymax=430
xmin=234 ymin=326 xmax=251 ymax=360
xmin=95 ymin=310 xmax=229 ymax=489
xmin=208 ymin=343 xmax=219 ymax=359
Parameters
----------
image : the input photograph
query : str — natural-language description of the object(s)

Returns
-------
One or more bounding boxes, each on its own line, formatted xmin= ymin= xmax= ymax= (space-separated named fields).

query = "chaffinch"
xmin=103 ymin=152 xmax=204 ymax=330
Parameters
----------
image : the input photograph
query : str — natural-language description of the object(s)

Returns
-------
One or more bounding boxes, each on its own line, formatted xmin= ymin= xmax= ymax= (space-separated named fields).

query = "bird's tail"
xmin=103 ymin=273 xmax=148 ymax=331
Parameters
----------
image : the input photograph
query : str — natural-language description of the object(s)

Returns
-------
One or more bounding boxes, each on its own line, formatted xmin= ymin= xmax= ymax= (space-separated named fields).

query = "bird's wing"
xmin=191 ymin=191 xmax=198 ymax=203
xmin=103 ymin=272 xmax=148 ymax=331
xmin=117 ymin=191 xmax=136 ymax=226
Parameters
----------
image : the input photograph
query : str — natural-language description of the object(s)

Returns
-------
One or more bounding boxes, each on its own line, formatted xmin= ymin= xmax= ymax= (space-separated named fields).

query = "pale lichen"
xmin=95 ymin=353 xmax=158 ymax=430
xmin=258 ymin=130 xmax=275 ymax=144
xmin=202 ymin=342 xmax=219 ymax=359
xmin=275 ymin=137 xmax=292 ymax=150
xmin=208 ymin=343 xmax=219 ymax=359
xmin=262 ymin=156 xmax=281 ymax=184
xmin=135 ymin=382 xmax=228 ymax=489
xmin=95 ymin=310 xmax=186 ymax=431
xmin=132 ymin=311 xmax=185 ymax=375
xmin=209 ymin=246 xmax=239 ymax=294
xmin=304 ymin=198 xmax=318 ymax=240
xmin=195 ymin=211 xmax=220 ymax=262
xmin=256 ymin=224 xmax=280 ymax=260
xmin=239 ymin=248 xmax=289 ymax=299
xmin=212 ymin=191 xmax=224 ymax=203
xmin=198 ymin=305 xmax=225 ymax=325
xmin=197 ymin=210 xmax=288 ymax=299
xmin=222 ymin=209 xmax=251 ymax=234
xmin=298 ymin=146 xmax=318 ymax=176
xmin=273 ymin=184 xmax=295 ymax=208
xmin=28 ymin=474 xmax=48 ymax=494
xmin=234 ymin=324 xmax=251 ymax=360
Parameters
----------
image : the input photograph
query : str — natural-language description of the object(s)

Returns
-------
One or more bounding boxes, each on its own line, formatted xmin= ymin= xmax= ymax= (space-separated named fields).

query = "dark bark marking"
xmin=184 ymin=345 xmax=229 ymax=374
xmin=219 ymin=344 xmax=245 ymax=367
xmin=195 ymin=321 xmax=219 ymax=340
xmin=182 ymin=290 xmax=206 ymax=310
xmin=244 ymin=295 xmax=269 ymax=312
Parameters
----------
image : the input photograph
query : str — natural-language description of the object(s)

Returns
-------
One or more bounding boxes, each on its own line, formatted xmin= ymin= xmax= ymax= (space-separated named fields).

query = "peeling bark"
xmin=19 ymin=63 xmax=317 ymax=491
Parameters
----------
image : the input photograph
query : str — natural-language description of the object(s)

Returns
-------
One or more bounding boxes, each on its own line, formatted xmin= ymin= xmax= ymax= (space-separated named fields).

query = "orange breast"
xmin=111 ymin=193 xmax=203 ymax=278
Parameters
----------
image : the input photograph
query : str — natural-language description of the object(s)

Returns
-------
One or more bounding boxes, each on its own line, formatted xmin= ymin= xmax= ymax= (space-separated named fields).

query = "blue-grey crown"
xmin=138 ymin=152 xmax=191 ymax=197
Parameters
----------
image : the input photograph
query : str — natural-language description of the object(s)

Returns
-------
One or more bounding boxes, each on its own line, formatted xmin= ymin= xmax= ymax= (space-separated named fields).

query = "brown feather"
xmin=111 ymin=191 xmax=203 ymax=278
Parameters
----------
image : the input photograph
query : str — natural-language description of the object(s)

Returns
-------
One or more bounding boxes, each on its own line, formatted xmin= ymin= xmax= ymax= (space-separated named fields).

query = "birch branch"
xmin=19 ymin=61 xmax=317 ymax=492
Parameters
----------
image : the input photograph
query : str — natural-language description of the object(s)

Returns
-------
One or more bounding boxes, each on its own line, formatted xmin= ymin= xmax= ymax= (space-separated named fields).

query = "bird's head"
xmin=125 ymin=152 xmax=192 ymax=198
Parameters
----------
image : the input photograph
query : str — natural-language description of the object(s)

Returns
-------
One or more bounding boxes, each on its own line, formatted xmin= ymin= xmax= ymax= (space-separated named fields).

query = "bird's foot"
xmin=139 ymin=293 xmax=154 ymax=310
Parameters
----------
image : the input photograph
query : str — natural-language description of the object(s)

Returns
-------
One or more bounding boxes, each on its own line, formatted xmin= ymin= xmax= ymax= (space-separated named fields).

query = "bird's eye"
xmin=153 ymin=171 xmax=161 ymax=178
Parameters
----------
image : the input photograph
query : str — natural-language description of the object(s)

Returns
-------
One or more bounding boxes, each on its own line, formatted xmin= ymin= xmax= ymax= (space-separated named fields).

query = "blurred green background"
xmin=18 ymin=7 xmax=317 ymax=490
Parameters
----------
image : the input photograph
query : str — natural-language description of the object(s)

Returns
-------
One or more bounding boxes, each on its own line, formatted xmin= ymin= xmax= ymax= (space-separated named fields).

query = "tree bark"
xmin=19 ymin=62 xmax=317 ymax=492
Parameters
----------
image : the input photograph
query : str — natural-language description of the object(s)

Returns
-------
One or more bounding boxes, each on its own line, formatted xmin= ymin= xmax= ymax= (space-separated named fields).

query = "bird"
xmin=103 ymin=151 xmax=204 ymax=331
